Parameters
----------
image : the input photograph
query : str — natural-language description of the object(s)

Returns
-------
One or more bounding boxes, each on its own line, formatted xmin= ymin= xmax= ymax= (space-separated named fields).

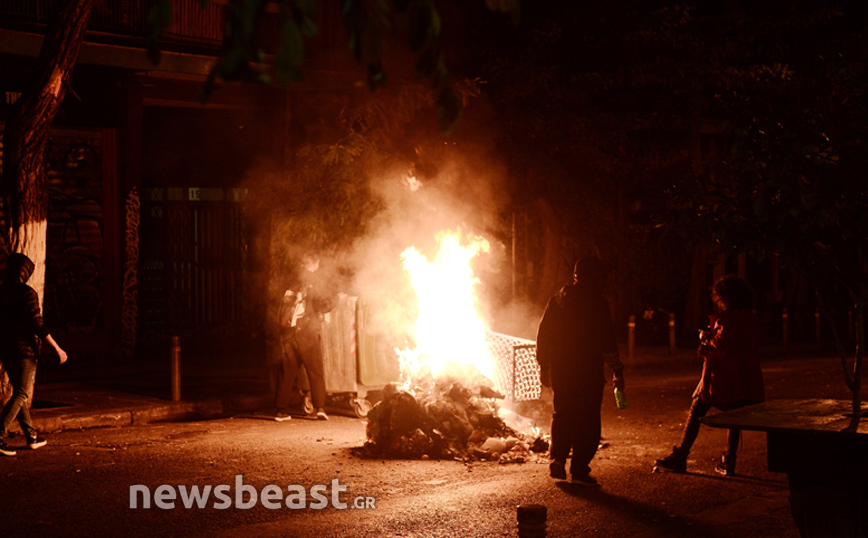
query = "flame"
xmin=397 ymin=230 xmax=496 ymax=390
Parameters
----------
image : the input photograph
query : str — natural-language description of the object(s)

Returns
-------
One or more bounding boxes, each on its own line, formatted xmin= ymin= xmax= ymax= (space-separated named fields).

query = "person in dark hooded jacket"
xmin=0 ymin=253 xmax=68 ymax=456
xmin=536 ymin=257 xmax=624 ymax=487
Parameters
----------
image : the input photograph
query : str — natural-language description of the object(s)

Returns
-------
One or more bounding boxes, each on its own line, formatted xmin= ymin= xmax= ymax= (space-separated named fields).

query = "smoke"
xmin=241 ymin=112 xmax=542 ymax=343
xmin=346 ymin=151 xmax=512 ymax=341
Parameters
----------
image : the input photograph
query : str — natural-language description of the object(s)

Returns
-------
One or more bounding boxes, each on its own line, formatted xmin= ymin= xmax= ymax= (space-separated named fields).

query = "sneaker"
xmin=549 ymin=460 xmax=567 ymax=480
xmin=27 ymin=437 xmax=48 ymax=450
xmin=0 ymin=440 xmax=16 ymax=456
xmin=274 ymin=413 xmax=292 ymax=422
xmin=571 ymin=473 xmax=600 ymax=487
xmin=316 ymin=408 xmax=329 ymax=421
xmin=655 ymin=446 xmax=687 ymax=472
xmin=714 ymin=454 xmax=736 ymax=476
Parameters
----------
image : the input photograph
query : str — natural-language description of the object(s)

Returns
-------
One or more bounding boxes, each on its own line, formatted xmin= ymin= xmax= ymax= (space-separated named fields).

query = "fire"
xmin=397 ymin=230 xmax=497 ymax=390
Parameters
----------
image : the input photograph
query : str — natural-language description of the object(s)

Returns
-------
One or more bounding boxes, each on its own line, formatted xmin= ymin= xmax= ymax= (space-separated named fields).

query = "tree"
xmin=469 ymin=0 xmax=866 ymax=415
xmin=0 ymin=0 xmax=92 ymax=408
xmin=659 ymin=3 xmax=868 ymax=416
xmin=148 ymin=0 xmax=518 ymax=134
xmin=1 ymin=0 xmax=93 ymax=300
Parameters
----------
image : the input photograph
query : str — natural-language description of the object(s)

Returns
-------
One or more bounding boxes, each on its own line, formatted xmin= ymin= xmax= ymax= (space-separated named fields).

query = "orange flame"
xmin=397 ymin=230 xmax=496 ymax=390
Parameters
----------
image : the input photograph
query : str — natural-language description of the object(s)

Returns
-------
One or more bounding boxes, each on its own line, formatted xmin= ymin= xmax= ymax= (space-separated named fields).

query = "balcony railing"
xmin=0 ymin=0 xmax=278 ymax=54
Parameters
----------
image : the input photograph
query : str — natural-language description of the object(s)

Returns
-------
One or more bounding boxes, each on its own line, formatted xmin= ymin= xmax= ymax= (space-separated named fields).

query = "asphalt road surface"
xmin=1 ymin=353 xmax=853 ymax=538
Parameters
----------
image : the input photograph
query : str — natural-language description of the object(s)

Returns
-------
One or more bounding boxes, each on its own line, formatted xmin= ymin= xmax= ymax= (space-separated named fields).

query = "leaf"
xmin=394 ymin=0 xmax=411 ymax=14
xmin=409 ymin=1 xmax=434 ymax=52
xmin=360 ymin=20 xmax=384 ymax=67
xmin=436 ymin=86 xmax=462 ymax=135
xmin=275 ymin=17 xmax=305 ymax=84
xmin=299 ymin=16 xmax=318 ymax=37
xmin=294 ymin=0 xmax=317 ymax=18
xmin=367 ymin=63 xmax=387 ymax=90
xmin=752 ymin=196 xmax=765 ymax=216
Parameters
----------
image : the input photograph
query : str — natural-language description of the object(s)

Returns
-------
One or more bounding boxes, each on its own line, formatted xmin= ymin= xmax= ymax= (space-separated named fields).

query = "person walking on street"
xmin=536 ymin=257 xmax=625 ymax=487
xmin=0 ymin=253 xmax=68 ymax=456
xmin=654 ymin=274 xmax=764 ymax=476
xmin=275 ymin=254 xmax=338 ymax=421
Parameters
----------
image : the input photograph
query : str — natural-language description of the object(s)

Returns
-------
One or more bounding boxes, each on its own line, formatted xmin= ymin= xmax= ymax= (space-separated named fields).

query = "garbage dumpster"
xmin=320 ymin=296 xmax=400 ymax=417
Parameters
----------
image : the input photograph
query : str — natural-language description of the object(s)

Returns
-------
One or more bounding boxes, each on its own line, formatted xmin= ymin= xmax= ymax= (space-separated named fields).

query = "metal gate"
xmin=140 ymin=187 xmax=248 ymax=345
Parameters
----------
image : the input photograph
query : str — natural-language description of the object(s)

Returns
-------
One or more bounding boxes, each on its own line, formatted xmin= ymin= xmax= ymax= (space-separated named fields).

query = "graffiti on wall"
xmin=44 ymin=132 xmax=105 ymax=332
xmin=122 ymin=186 xmax=140 ymax=353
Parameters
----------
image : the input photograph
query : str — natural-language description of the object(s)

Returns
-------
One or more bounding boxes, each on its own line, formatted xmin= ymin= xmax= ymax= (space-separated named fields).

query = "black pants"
xmin=679 ymin=397 xmax=747 ymax=458
xmin=0 ymin=355 xmax=38 ymax=440
xmin=276 ymin=328 xmax=326 ymax=411
xmin=550 ymin=381 xmax=604 ymax=478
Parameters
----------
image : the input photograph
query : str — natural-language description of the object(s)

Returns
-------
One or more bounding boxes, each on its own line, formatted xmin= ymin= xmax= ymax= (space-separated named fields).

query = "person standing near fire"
xmin=654 ymin=274 xmax=764 ymax=476
xmin=0 ymin=253 xmax=68 ymax=456
xmin=536 ymin=257 xmax=624 ymax=487
xmin=274 ymin=253 xmax=338 ymax=421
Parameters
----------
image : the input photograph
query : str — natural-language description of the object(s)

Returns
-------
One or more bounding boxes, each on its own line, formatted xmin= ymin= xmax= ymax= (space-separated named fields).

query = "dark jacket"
xmin=536 ymin=282 xmax=622 ymax=388
xmin=693 ymin=308 xmax=765 ymax=406
xmin=0 ymin=254 xmax=50 ymax=359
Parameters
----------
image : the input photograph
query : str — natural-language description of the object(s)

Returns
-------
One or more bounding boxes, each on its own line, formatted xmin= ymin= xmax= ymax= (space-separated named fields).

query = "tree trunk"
xmin=1 ymin=0 xmax=92 ymax=303
xmin=0 ymin=0 xmax=91 ymax=406
xmin=682 ymin=240 xmax=710 ymax=340
xmin=852 ymin=303 xmax=864 ymax=419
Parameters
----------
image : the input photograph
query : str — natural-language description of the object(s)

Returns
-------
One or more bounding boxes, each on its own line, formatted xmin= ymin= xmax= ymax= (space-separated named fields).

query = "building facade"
xmin=0 ymin=0 xmax=359 ymax=360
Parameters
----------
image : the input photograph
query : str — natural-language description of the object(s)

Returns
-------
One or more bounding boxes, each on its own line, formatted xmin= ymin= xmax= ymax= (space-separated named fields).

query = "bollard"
xmin=815 ymin=308 xmax=821 ymax=342
xmin=171 ymin=335 xmax=181 ymax=402
xmin=517 ymin=503 xmax=547 ymax=538
xmin=782 ymin=308 xmax=789 ymax=347
xmin=668 ymin=313 xmax=676 ymax=355
xmin=628 ymin=315 xmax=636 ymax=360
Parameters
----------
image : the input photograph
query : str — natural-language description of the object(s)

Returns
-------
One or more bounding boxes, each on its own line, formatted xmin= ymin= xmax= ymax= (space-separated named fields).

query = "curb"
xmin=29 ymin=394 xmax=271 ymax=434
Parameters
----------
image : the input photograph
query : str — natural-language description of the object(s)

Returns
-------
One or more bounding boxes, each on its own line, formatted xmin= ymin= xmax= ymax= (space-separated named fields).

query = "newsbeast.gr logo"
xmin=129 ymin=475 xmax=375 ymax=510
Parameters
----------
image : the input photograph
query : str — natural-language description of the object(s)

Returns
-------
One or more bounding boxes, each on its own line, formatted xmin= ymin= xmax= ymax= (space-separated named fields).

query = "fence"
xmin=486 ymin=331 xmax=541 ymax=402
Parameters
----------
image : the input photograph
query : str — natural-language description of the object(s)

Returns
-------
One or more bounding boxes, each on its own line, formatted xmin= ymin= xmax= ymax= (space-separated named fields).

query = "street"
xmin=1 ymin=353 xmax=852 ymax=538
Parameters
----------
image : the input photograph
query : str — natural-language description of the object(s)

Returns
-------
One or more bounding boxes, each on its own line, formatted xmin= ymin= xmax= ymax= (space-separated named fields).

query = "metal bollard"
xmin=815 ymin=308 xmax=821 ymax=342
xmin=171 ymin=335 xmax=181 ymax=402
xmin=668 ymin=313 xmax=676 ymax=355
xmin=628 ymin=315 xmax=636 ymax=360
xmin=782 ymin=308 xmax=789 ymax=347
xmin=517 ymin=503 xmax=547 ymax=538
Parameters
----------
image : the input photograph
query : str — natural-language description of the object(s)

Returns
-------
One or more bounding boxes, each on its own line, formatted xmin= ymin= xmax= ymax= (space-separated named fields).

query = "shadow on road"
xmin=556 ymin=483 xmax=728 ymax=538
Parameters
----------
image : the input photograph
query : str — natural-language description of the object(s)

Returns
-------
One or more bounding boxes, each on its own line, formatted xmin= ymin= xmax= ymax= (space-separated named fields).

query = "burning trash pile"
xmin=363 ymin=378 xmax=549 ymax=461
xmin=359 ymin=230 xmax=547 ymax=461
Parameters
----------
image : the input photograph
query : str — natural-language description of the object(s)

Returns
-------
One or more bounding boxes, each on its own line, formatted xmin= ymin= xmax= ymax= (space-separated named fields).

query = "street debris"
xmin=361 ymin=380 xmax=549 ymax=461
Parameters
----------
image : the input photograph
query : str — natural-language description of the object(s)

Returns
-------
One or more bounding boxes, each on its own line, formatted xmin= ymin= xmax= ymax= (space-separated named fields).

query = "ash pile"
xmin=363 ymin=378 xmax=549 ymax=462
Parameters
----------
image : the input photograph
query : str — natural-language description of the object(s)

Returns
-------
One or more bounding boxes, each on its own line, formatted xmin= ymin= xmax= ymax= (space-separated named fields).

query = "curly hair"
xmin=712 ymin=275 xmax=755 ymax=310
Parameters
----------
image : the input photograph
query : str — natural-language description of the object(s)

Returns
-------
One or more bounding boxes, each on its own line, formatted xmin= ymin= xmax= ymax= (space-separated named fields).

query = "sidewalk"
xmin=17 ymin=350 xmax=274 ymax=436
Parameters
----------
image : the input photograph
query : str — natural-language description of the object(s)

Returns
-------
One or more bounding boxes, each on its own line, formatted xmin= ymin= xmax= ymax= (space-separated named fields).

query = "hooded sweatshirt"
xmin=536 ymin=280 xmax=622 ymax=388
xmin=0 ymin=253 xmax=50 ymax=357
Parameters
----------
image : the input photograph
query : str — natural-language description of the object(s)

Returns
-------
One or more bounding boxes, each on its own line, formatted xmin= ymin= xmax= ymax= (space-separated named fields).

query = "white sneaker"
xmin=27 ymin=437 xmax=48 ymax=449
xmin=316 ymin=408 xmax=329 ymax=420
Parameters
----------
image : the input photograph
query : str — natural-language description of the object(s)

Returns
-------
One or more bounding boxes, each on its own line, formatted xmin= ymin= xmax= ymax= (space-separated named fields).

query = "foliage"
xmin=469 ymin=0 xmax=866 ymax=408
xmin=658 ymin=2 xmax=868 ymax=412
xmin=147 ymin=0 xmax=513 ymax=133
xmin=253 ymin=79 xmax=479 ymax=263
